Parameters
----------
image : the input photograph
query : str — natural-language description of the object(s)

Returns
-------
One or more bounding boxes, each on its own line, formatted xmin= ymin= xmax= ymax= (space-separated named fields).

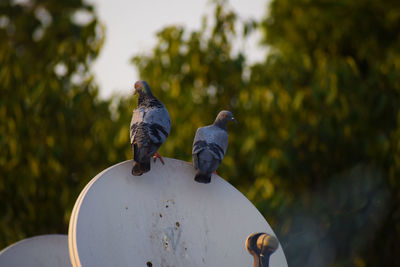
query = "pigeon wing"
xmin=130 ymin=104 xmax=171 ymax=146
xmin=192 ymin=125 xmax=228 ymax=162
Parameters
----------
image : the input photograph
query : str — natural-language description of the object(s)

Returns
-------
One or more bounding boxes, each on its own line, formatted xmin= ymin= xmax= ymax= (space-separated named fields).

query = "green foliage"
xmin=132 ymin=0 xmax=400 ymax=265
xmin=256 ymin=1 xmax=400 ymax=265
xmin=1 ymin=0 xmax=400 ymax=266
xmin=0 ymin=0 xmax=126 ymax=246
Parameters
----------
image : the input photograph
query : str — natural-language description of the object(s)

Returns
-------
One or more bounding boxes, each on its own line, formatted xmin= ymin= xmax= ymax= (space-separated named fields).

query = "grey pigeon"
xmin=192 ymin=110 xmax=236 ymax=183
xmin=130 ymin=81 xmax=171 ymax=176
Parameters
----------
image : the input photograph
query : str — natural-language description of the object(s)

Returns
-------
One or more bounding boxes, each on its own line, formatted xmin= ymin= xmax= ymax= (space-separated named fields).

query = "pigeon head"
xmin=133 ymin=80 xmax=152 ymax=96
xmin=214 ymin=110 xmax=236 ymax=129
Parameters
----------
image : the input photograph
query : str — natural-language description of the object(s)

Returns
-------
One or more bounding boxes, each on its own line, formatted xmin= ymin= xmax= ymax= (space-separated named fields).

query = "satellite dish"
xmin=69 ymin=158 xmax=287 ymax=267
xmin=0 ymin=234 xmax=70 ymax=267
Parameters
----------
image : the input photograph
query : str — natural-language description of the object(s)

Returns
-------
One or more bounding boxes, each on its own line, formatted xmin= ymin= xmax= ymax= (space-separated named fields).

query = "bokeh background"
xmin=1 ymin=0 xmax=400 ymax=266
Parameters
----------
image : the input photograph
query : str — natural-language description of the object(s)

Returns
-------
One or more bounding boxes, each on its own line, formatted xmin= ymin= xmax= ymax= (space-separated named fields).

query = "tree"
xmin=0 ymin=0 xmax=125 ymax=247
xmin=132 ymin=0 xmax=400 ymax=265
xmin=255 ymin=0 xmax=400 ymax=265
xmin=2 ymin=0 xmax=400 ymax=265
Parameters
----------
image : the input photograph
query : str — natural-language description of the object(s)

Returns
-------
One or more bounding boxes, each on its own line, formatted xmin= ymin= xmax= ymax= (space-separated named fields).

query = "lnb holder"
xmin=246 ymin=232 xmax=279 ymax=267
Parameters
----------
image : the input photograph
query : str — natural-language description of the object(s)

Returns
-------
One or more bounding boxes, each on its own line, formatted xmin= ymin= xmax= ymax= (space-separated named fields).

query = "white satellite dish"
xmin=0 ymin=234 xmax=70 ymax=267
xmin=69 ymin=158 xmax=287 ymax=267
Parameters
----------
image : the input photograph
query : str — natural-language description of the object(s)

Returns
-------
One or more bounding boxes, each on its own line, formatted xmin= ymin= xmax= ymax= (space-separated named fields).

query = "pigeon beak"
xmin=231 ymin=117 xmax=238 ymax=123
xmin=133 ymin=88 xmax=138 ymax=95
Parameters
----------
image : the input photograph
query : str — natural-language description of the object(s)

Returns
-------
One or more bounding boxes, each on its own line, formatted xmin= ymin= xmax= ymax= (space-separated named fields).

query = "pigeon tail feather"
xmin=132 ymin=160 xmax=150 ymax=176
xmin=194 ymin=172 xmax=211 ymax=183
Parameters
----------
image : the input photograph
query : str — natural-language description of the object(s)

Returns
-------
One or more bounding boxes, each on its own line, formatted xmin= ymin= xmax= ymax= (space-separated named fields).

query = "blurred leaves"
xmin=1 ymin=0 xmax=400 ymax=266
xmin=0 ymin=0 xmax=125 ymax=247
xmin=131 ymin=0 xmax=400 ymax=265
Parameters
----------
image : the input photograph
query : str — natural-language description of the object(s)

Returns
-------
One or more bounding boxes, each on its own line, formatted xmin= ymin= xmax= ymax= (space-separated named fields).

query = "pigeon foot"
xmin=153 ymin=152 xmax=165 ymax=165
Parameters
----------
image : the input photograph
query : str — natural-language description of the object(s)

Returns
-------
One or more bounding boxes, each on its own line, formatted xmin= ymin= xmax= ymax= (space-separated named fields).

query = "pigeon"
xmin=130 ymin=81 xmax=171 ymax=176
xmin=192 ymin=110 xmax=236 ymax=183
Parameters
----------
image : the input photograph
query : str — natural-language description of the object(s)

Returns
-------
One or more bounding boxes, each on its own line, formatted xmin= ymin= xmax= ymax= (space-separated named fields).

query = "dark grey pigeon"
xmin=130 ymin=81 xmax=171 ymax=176
xmin=192 ymin=110 xmax=236 ymax=183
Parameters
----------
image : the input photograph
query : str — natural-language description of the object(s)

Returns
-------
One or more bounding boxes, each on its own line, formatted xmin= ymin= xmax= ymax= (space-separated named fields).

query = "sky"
xmin=88 ymin=0 xmax=269 ymax=98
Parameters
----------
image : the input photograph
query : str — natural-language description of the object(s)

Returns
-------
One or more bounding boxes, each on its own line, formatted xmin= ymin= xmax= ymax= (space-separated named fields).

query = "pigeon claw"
xmin=153 ymin=152 xmax=165 ymax=165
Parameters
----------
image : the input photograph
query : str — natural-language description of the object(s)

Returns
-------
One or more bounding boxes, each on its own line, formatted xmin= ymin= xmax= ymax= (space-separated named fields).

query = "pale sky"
xmin=88 ymin=0 xmax=269 ymax=98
